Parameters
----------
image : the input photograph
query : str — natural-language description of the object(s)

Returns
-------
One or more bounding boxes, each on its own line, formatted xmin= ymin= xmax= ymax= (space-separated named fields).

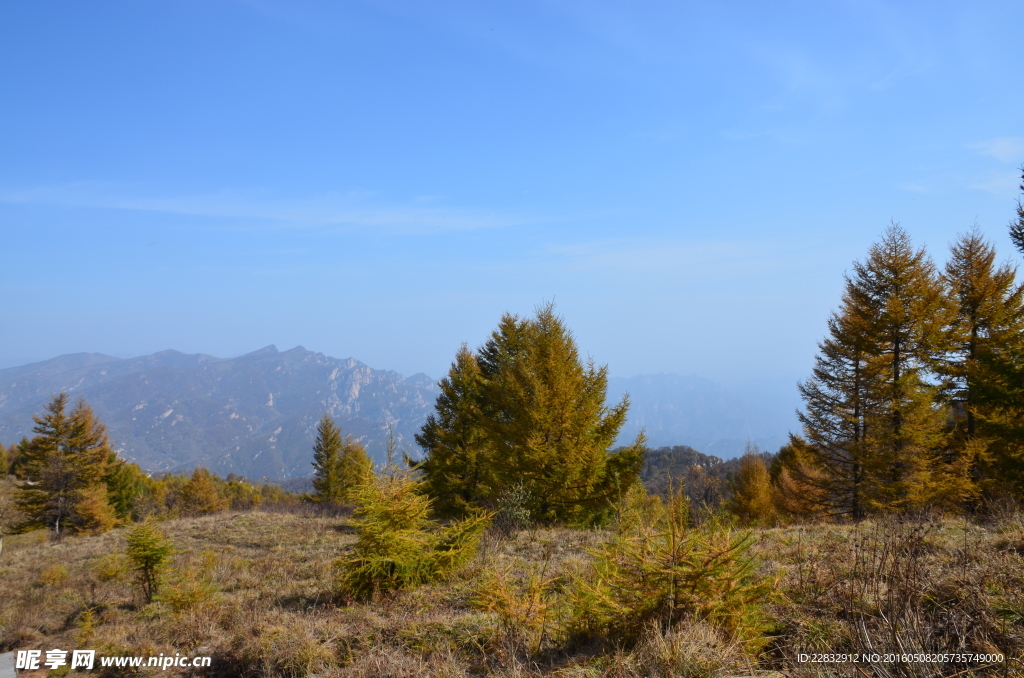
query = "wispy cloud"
xmin=0 ymin=182 xmax=556 ymax=234
xmin=968 ymin=137 xmax=1024 ymax=164
xmin=538 ymin=235 xmax=822 ymax=282
xmin=967 ymin=169 xmax=1021 ymax=196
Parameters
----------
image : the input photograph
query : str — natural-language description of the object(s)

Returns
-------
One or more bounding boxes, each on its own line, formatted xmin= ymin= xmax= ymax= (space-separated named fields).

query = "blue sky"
xmin=1 ymin=0 xmax=1022 ymax=394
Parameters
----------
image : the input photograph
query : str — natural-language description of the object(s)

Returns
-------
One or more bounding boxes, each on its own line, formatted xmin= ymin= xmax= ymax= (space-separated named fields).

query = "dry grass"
xmin=1 ymin=509 xmax=1022 ymax=677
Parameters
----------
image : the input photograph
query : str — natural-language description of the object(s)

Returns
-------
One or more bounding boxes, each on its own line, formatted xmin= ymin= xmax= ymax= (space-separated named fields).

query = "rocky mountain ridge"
xmin=0 ymin=348 xmax=798 ymax=479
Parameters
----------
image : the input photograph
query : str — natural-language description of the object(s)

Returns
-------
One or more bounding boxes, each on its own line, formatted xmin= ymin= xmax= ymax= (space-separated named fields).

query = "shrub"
xmin=125 ymin=519 xmax=174 ymax=603
xmin=492 ymin=481 xmax=533 ymax=536
xmin=161 ymin=550 xmax=219 ymax=613
xmin=335 ymin=460 xmax=490 ymax=601
xmin=92 ymin=552 xmax=130 ymax=582
xmin=37 ymin=563 xmax=68 ymax=586
xmin=565 ymin=488 xmax=776 ymax=650
xmin=472 ymin=560 xmax=563 ymax=654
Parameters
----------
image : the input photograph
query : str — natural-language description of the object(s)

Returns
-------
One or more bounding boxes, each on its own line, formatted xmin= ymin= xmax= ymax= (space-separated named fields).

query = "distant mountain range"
xmin=0 ymin=347 xmax=799 ymax=479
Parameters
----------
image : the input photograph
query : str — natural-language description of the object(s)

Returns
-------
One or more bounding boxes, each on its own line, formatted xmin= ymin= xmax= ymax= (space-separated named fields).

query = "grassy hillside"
xmin=2 ymin=507 xmax=1023 ymax=677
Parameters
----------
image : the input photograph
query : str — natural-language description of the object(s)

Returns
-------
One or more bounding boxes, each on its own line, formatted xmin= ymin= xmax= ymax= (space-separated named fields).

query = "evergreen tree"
xmin=797 ymin=301 xmax=877 ymax=519
xmin=940 ymin=228 xmax=1024 ymax=501
xmin=177 ymin=467 xmax=228 ymax=515
xmin=336 ymin=457 xmax=490 ymax=601
xmin=311 ymin=414 xmax=344 ymax=502
xmin=727 ymin=453 xmax=777 ymax=525
xmin=415 ymin=345 xmax=494 ymax=516
xmin=336 ymin=436 xmax=372 ymax=501
xmin=417 ymin=303 xmax=645 ymax=525
xmin=104 ymin=457 xmax=149 ymax=520
xmin=1008 ymin=165 xmax=1024 ymax=255
xmin=15 ymin=393 xmax=116 ymax=534
xmin=311 ymin=414 xmax=371 ymax=502
xmin=125 ymin=519 xmax=174 ymax=604
xmin=798 ymin=225 xmax=953 ymax=516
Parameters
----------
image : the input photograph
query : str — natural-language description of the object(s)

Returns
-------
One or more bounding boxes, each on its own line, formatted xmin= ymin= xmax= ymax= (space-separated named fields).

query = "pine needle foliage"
xmin=1008 ymin=165 xmax=1024 ymax=256
xmin=417 ymin=303 xmax=645 ymax=525
xmin=335 ymin=457 xmax=490 ymax=601
xmin=472 ymin=561 xmax=564 ymax=655
xmin=15 ymin=393 xmax=118 ymax=535
xmin=940 ymin=227 xmax=1024 ymax=504
xmin=798 ymin=225 xmax=956 ymax=516
xmin=177 ymin=467 xmax=229 ymax=516
xmin=125 ymin=519 xmax=175 ymax=604
xmin=565 ymin=487 xmax=775 ymax=651
xmin=312 ymin=414 xmax=372 ymax=503
xmin=726 ymin=452 xmax=777 ymax=526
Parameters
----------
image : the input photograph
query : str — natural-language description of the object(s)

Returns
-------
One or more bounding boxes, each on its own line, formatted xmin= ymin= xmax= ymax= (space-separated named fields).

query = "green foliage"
xmin=311 ymin=414 xmax=372 ymax=503
xmin=493 ymin=481 xmax=533 ymax=535
xmin=15 ymin=393 xmax=118 ymax=535
xmin=417 ymin=303 xmax=646 ymax=525
xmin=0 ymin=441 xmax=8 ymax=476
xmin=564 ymin=488 xmax=775 ymax=651
xmin=335 ymin=459 xmax=490 ymax=601
xmin=104 ymin=457 xmax=149 ymax=520
xmin=125 ymin=519 xmax=175 ymax=603
xmin=221 ymin=476 xmax=263 ymax=510
xmin=1008 ymin=165 xmax=1024 ymax=256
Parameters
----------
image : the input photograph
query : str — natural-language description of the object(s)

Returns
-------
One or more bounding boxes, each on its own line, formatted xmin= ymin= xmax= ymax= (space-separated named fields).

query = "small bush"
xmin=335 ymin=460 xmax=490 ymax=601
xmin=565 ymin=488 xmax=775 ymax=650
xmin=492 ymin=481 xmax=533 ymax=536
xmin=37 ymin=563 xmax=68 ymax=586
xmin=125 ymin=519 xmax=174 ymax=603
xmin=92 ymin=552 xmax=130 ymax=582
xmin=473 ymin=560 xmax=563 ymax=654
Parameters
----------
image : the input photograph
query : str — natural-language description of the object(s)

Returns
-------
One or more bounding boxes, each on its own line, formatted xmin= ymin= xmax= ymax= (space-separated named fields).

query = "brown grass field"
xmin=1 ymin=507 xmax=1023 ymax=677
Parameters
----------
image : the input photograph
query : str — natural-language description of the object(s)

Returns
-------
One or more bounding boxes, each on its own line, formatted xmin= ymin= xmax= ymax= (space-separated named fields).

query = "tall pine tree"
xmin=796 ymin=301 xmax=877 ymax=519
xmin=16 ymin=393 xmax=117 ymax=534
xmin=851 ymin=225 xmax=953 ymax=512
xmin=798 ymin=225 xmax=953 ymax=516
xmin=940 ymin=228 xmax=1024 ymax=502
xmin=417 ymin=303 xmax=645 ymax=525
xmin=415 ymin=345 xmax=494 ymax=516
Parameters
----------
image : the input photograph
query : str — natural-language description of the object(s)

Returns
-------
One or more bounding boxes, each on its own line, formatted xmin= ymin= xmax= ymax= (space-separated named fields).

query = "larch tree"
xmin=311 ymin=414 xmax=371 ymax=503
xmin=417 ymin=303 xmax=645 ymax=525
xmin=727 ymin=452 xmax=777 ymax=525
xmin=848 ymin=225 xmax=954 ymax=512
xmin=312 ymin=414 xmax=344 ymax=502
xmin=415 ymin=345 xmax=494 ymax=517
xmin=336 ymin=437 xmax=372 ymax=501
xmin=798 ymin=225 xmax=953 ymax=516
xmin=177 ymin=467 xmax=228 ymax=515
xmin=796 ymin=301 xmax=877 ymax=520
xmin=15 ymin=393 xmax=118 ymax=535
xmin=940 ymin=227 xmax=1024 ymax=502
xmin=1007 ymin=165 xmax=1024 ymax=255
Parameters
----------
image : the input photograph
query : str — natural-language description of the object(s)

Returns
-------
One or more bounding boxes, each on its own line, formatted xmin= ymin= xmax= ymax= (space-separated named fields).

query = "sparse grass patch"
xmin=0 ymin=509 xmax=1021 ymax=676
